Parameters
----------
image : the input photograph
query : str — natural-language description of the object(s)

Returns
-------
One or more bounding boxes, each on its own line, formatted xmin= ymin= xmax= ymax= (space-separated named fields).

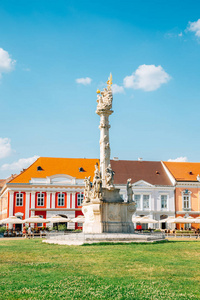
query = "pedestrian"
xmin=22 ymin=226 xmax=27 ymax=238
xmin=28 ymin=226 xmax=32 ymax=238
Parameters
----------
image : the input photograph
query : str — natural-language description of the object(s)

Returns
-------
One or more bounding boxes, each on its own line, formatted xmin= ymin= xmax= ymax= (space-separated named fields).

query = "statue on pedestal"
xmin=127 ymin=178 xmax=133 ymax=203
xmin=92 ymin=164 xmax=102 ymax=200
xmin=105 ymin=164 xmax=115 ymax=190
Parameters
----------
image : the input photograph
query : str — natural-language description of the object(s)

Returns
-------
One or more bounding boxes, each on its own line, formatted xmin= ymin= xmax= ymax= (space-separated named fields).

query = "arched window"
xmin=57 ymin=193 xmax=65 ymax=206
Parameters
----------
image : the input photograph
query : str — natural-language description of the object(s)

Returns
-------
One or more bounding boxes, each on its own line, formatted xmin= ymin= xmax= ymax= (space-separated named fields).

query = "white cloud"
xmin=76 ymin=77 xmax=92 ymax=85
xmin=0 ymin=138 xmax=12 ymax=159
xmin=123 ymin=64 xmax=171 ymax=91
xmin=112 ymin=84 xmax=124 ymax=94
xmin=0 ymin=48 xmax=16 ymax=78
xmin=1 ymin=155 xmax=39 ymax=171
xmin=178 ymin=32 xmax=183 ymax=37
xmin=168 ymin=156 xmax=188 ymax=162
xmin=187 ymin=19 xmax=200 ymax=37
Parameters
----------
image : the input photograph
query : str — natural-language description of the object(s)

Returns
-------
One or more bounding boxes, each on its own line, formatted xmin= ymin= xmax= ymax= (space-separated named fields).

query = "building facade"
xmin=0 ymin=158 xmax=100 ymax=229
xmin=112 ymin=160 xmax=175 ymax=229
xmin=163 ymin=161 xmax=200 ymax=229
xmin=0 ymin=157 xmax=182 ymax=230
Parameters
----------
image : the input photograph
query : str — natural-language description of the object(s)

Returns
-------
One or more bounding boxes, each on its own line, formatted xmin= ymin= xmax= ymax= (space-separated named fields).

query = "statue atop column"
xmin=96 ymin=74 xmax=113 ymax=113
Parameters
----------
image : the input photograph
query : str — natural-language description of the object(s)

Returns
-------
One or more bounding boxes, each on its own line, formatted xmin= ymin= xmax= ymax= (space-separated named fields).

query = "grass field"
xmin=0 ymin=239 xmax=200 ymax=300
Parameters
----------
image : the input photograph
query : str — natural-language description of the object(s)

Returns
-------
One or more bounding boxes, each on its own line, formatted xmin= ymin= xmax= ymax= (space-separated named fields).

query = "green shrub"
xmin=0 ymin=226 xmax=7 ymax=233
xmin=58 ymin=224 xmax=67 ymax=231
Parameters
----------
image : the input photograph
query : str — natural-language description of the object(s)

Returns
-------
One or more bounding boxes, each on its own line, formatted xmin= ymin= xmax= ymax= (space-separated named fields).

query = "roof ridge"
xmin=8 ymin=157 xmax=41 ymax=183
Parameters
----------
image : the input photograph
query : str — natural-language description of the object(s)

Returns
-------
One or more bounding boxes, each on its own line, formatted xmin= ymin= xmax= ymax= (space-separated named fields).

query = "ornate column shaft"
xmin=98 ymin=111 xmax=112 ymax=187
xmin=96 ymin=74 xmax=113 ymax=188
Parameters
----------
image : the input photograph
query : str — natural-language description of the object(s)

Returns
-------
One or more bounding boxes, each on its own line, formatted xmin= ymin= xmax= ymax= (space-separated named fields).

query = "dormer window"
xmin=79 ymin=167 xmax=85 ymax=172
xmin=37 ymin=166 xmax=43 ymax=171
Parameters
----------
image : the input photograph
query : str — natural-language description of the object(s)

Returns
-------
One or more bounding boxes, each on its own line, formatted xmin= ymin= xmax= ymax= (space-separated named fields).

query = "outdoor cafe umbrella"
xmin=70 ymin=216 xmax=85 ymax=223
xmin=194 ymin=217 xmax=200 ymax=224
xmin=184 ymin=216 xmax=196 ymax=223
xmin=24 ymin=216 xmax=49 ymax=223
xmin=132 ymin=216 xmax=143 ymax=222
xmin=137 ymin=216 xmax=158 ymax=224
xmin=159 ymin=216 xmax=175 ymax=223
xmin=168 ymin=216 xmax=196 ymax=224
xmin=46 ymin=215 xmax=71 ymax=223
xmin=0 ymin=216 xmax=24 ymax=224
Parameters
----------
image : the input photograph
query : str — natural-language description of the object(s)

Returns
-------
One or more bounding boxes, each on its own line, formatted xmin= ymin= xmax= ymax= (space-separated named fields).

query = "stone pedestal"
xmin=82 ymin=188 xmax=136 ymax=234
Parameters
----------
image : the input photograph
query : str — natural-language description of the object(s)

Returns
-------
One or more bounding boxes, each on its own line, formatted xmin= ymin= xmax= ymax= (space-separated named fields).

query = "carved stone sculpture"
xmin=96 ymin=74 xmax=113 ymax=187
xmin=97 ymin=88 xmax=113 ymax=112
xmin=127 ymin=178 xmax=133 ymax=203
xmin=92 ymin=164 xmax=102 ymax=200
xmin=84 ymin=176 xmax=91 ymax=203
xmin=105 ymin=164 xmax=115 ymax=189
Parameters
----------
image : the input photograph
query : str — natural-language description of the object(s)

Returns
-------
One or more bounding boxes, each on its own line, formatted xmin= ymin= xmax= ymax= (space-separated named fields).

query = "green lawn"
xmin=0 ymin=239 xmax=200 ymax=299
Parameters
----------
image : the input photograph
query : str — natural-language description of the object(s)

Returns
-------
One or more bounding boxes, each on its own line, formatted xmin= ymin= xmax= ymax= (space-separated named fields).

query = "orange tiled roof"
xmin=9 ymin=157 xmax=100 ymax=184
xmin=163 ymin=161 xmax=200 ymax=181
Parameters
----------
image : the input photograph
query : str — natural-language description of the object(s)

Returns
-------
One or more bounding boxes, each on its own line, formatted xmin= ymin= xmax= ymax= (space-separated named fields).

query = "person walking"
xmin=28 ymin=226 xmax=32 ymax=239
xmin=22 ymin=226 xmax=27 ymax=238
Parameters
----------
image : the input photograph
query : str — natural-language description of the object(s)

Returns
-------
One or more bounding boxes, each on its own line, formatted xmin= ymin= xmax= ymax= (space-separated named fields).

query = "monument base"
xmin=44 ymin=232 xmax=165 ymax=246
xmin=82 ymin=188 xmax=136 ymax=234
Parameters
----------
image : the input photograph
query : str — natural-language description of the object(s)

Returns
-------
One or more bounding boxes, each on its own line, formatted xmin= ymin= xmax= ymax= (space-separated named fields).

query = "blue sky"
xmin=0 ymin=0 xmax=200 ymax=178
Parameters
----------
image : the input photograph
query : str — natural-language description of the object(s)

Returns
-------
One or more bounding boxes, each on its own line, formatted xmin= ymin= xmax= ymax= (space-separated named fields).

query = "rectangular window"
xmin=58 ymin=193 xmax=65 ymax=206
xmin=161 ymin=195 xmax=168 ymax=209
xmin=134 ymin=195 xmax=141 ymax=209
xmin=143 ymin=195 xmax=150 ymax=209
xmin=37 ymin=215 xmax=43 ymax=227
xmin=16 ymin=193 xmax=23 ymax=206
xmin=77 ymin=193 xmax=84 ymax=206
xmin=37 ymin=193 xmax=44 ymax=206
xmin=183 ymin=196 xmax=190 ymax=209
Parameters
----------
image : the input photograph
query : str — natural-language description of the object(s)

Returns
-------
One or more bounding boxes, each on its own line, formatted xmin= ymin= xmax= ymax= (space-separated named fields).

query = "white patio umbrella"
xmin=194 ymin=217 xmax=200 ymax=224
xmin=24 ymin=216 xmax=49 ymax=223
xmin=184 ymin=216 xmax=196 ymax=223
xmin=170 ymin=216 xmax=195 ymax=224
xmin=1 ymin=216 xmax=25 ymax=224
xmin=132 ymin=216 xmax=143 ymax=222
xmin=46 ymin=215 xmax=71 ymax=223
xmin=70 ymin=216 xmax=85 ymax=223
xmin=159 ymin=216 xmax=175 ymax=223
xmin=138 ymin=216 xmax=158 ymax=224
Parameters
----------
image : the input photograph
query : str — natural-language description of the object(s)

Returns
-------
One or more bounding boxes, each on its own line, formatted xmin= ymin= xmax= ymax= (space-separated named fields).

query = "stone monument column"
xmin=82 ymin=74 xmax=136 ymax=234
xmin=96 ymin=74 xmax=113 ymax=188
